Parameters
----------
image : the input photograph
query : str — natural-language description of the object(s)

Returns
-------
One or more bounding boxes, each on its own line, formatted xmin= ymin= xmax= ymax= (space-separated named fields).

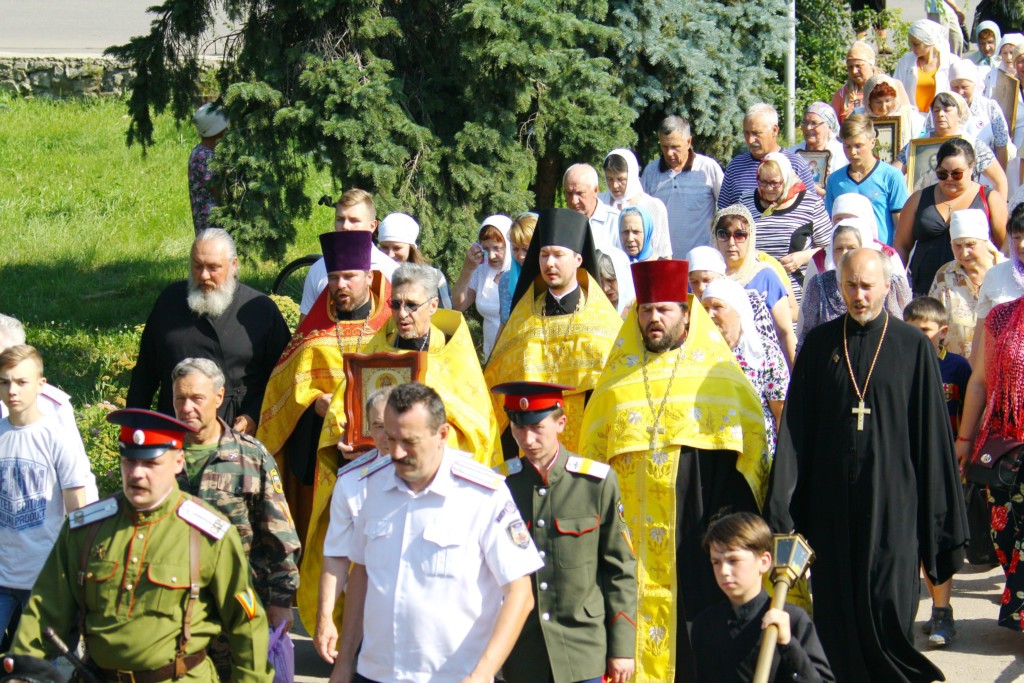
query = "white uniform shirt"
xmin=350 ymin=448 xmax=544 ymax=683
xmin=299 ymin=246 xmax=399 ymax=315
xmin=322 ymin=450 xmax=384 ymax=558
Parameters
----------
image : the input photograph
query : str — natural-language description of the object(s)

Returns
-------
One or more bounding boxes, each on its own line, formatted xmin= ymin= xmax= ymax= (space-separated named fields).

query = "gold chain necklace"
xmin=334 ymin=300 xmax=372 ymax=353
xmin=842 ymin=312 xmax=889 ymax=432
xmin=641 ymin=346 xmax=685 ymax=450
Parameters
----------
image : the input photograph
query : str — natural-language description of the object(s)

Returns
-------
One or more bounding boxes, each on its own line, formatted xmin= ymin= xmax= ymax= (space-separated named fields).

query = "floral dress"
xmin=929 ymin=260 xmax=986 ymax=358
xmin=973 ymin=297 xmax=1024 ymax=632
xmin=732 ymin=338 xmax=789 ymax=454
xmin=188 ymin=143 xmax=217 ymax=233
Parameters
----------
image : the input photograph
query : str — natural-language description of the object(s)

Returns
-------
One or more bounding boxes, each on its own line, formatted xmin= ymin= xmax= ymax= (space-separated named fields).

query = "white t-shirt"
xmin=299 ymin=246 xmax=399 ymax=315
xmin=0 ymin=415 xmax=94 ymax=589
xmin=350 ymin=449 xmax=543 ymax=683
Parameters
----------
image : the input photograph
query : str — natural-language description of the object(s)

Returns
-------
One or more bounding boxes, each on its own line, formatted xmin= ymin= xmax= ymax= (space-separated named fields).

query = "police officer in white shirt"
xmin=332 ymin=382 xmax=542 ymax=683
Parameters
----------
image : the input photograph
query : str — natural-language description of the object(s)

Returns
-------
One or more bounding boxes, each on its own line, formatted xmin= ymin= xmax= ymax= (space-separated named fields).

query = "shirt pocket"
xmin=363 ymin=518 xmax=394 ymax=573
xmin=144 ymin=563 xmax=192 ymax=617
xmin=554 ymin=515 xmax=600 ymax=569
xmin=684 ymin=182 xmax=712 ymax=211
xmin=82 ymin=560 xmax=119 ymax=616
xmin=421 ymin=524 xmax=466 ymax=579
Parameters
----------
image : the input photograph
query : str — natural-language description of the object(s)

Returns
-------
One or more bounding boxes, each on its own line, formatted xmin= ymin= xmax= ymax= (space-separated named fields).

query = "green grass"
xmin=0 ymin=96 xmax=328 ymax=490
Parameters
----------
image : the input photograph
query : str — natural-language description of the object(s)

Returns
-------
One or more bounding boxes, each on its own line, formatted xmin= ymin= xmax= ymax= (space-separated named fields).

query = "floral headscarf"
xmin=806 ymin=102 xmax=840 ymax=137
xmin=757 ymin=152 xmax=806 ymax=217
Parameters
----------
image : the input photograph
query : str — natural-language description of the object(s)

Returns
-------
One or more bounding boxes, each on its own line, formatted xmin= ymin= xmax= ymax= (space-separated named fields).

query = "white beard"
xmin=187 ymin=276 xmax=238 ymax=317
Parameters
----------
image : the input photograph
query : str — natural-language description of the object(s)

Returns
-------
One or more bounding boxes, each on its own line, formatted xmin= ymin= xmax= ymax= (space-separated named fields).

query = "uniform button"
xmin=137 ymin=534 xmax=144 ymax=540
xmin=539 ymin=582 xmax=548 ymax=590
xmin=542 ymin=613 xmax=551 ymax=621
xmin=538 ymin=488 xmax=547 ymax=496
xmin=125 ymin=583 xmax=134 ymax=591
xmin=171 ymin=576 xmax=177 ymax=582
xmin=86 ymin=572 xmax=94 ymax=579
xmin=537 ymin=519 xmax=546 ymax=527
xmin=131 ymin=557 xmax=138 ymax=564
xmin=538 ymin=550 xmax=546 ymax=559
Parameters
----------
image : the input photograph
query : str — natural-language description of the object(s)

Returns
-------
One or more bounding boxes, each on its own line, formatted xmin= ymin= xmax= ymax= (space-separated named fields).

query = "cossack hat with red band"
xmin=631 ymin=259 xmax=689 ymax=306
xmin=491 ymin=381 xmax=575 ymax=426
xmin=106 ymin=408 xmax=197 ymax=460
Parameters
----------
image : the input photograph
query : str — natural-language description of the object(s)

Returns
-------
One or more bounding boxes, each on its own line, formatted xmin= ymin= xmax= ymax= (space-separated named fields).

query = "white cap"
xmin=949 ymin=209 xmax=990 ymax=242
xmin=684 ymin=246 xmax=727 ymax=276
xmin=378 ymin=213 xmax=420 ymax=245
xmin=193 ymin=103 xmax=228 ymax=138
xmin=949 ymin=60 xmax=979 ymax=84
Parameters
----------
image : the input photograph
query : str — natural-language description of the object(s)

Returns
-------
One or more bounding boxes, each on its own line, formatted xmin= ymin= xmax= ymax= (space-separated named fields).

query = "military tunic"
xmin=177 ymin=419 xmax=301 ymax=608
xmin=497 ymin=449 xmax=637 ymax=683
xmin=11 ymin=488 xmax=272 ymax=683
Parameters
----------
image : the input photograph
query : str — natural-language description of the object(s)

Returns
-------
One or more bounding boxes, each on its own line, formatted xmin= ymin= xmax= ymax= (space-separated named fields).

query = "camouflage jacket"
xmin=177 ymin=419 xmax=301 ymax=607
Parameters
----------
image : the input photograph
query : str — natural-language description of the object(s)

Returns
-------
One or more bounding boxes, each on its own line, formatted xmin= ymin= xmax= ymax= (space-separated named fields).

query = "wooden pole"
xmin=751 ymin=580 xmax=792 ymax=683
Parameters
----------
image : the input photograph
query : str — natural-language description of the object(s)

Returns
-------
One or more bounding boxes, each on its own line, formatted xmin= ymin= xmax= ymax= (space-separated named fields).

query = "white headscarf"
xmin=830 ymin=193 xmax=881 ymax=241
xmin=909 ymin=19 xmax=950 ymax=52
xmin=601 ymin=148 xmax=643 ymax=208
xmin=601 ymin=246 xmax=636 ymax=314
xmin=378 ymin=213 xmax=420 ymax=245
xmin=479 ymin=215 xmax=513 ymax=273
xmin=701 ymin=278 xmax=765 ymax=371
xmin=685 ymin=246 xmax=727 ymax=276
xmin=825 ymin=217 xmax=879 ymax=271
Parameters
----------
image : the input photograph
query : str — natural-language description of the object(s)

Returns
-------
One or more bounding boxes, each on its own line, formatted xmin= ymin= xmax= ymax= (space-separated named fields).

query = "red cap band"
xmin=503 ymin=394 xmax=564 ymax=413
xmin=119 ymin=426 xmax=184 ymax=449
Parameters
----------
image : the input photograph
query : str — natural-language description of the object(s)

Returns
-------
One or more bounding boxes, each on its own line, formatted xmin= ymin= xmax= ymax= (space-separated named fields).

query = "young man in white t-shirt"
xmin=0 ymin=345 xmax=92 ymax=635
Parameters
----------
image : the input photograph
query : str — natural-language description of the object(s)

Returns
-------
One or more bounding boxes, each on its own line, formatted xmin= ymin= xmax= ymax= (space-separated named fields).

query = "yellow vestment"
xmin=579 ymin=300 xmax=772 ymax=683
xmin=298 ymin=309 xmax=500 ymax=632
xmin=256 ymin=277 xmax=391 ymax=545
xmin=484 ymin=271 xmax=623 ymax=452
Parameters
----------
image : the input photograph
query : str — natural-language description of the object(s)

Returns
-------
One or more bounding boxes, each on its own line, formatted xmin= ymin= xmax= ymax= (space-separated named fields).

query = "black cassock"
xmin=127 ymin=281 xmax=291 ymax=425
xmin=765 ymin=312 xmax=967 ymax=683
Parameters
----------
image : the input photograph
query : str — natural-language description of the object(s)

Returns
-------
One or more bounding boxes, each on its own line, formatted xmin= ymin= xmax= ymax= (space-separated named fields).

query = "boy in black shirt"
xmin=691 ymin=512 xmax=834 ymax=682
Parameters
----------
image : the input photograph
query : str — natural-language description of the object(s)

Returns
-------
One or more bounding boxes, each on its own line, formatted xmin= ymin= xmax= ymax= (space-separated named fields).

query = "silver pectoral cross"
xmin=851 ymin=400 xmax=871 ymax=431
xmin=647 ymin=424 xmax=665 ymax=448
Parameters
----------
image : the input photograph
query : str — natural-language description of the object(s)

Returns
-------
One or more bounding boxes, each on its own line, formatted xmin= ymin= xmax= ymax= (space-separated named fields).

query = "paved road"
xmin=0 ymin=0 xmax=227 ymax=56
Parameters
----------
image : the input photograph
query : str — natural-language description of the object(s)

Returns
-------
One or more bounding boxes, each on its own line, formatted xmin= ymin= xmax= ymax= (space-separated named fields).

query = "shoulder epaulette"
xmin=338 ymin=450 xmax=378 ymax=477
xmin=358 ymin=455 xmax=394 ymax=480
xmin=493 ymin=458 xmax=524 ymax=477
xmin=565 ymin=455 xmax=610 ymax=480
xmin=236 ymin=431 xmax=263 ymax=448
xmin=69 ymin=496 xmax=119 ymax=529
xmin=177 ymin=499 xmax=231 ymax=540
xmin=452 ymin=458 xmax=505 ymax=490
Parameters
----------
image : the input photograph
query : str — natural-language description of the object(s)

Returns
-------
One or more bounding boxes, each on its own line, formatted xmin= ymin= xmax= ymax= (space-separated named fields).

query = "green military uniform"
xmin=496 ymin=449 xmax=637 ymax=683
xmin=178 ymin=418 xmax=301 ymax=609
xmin=11 ymin=487 xmax=272 ymax=683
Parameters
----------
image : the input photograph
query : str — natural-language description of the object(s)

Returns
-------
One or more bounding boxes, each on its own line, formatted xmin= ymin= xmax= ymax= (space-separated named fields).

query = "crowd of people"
xmin=4 ymin=13 xmax=1024 ymax=683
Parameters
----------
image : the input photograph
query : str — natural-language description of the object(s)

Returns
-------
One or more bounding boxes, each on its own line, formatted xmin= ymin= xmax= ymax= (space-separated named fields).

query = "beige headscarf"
xmin=712 ymin=204 xmax=769 ymax=285
xmin=863 ymin=74 xmax=912 ymax=115
xmin=757 ymin=152 xmax=805 ymax=217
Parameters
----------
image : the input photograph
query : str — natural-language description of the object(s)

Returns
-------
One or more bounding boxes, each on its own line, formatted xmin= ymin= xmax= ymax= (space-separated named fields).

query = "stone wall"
xmin=0 ymin=57 xmax=133 ymax=98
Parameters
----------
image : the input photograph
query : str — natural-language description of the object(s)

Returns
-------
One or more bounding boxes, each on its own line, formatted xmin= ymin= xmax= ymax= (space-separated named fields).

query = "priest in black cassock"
xmin=765 ymin=249 xmax=968 ymax=683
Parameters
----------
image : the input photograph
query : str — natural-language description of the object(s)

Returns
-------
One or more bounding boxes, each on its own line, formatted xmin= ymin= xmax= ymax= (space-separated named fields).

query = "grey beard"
xmin=187 ymin=277 xmax=238 ymax=317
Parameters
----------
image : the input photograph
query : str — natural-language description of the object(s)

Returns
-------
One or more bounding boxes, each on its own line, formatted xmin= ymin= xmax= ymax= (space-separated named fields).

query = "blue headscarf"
xmin=619 ymin=205 xmax=655 ymax=262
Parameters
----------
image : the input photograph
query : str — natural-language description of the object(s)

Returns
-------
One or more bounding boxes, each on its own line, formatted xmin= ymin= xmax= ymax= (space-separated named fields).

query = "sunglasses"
xmin=715 ymin=229 xmax=749 ymax=243
xmin=388 ymin=298 xmax=434 ymax=313
xmin=935 ymin=169 xmax=966 ymax=181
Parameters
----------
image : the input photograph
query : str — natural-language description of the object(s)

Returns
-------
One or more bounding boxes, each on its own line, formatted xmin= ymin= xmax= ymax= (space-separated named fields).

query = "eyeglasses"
xmin=715 ymin=229 xmax=749 ymax=243
xmin=388 ymin=298 xmax=434 ymax=313
xmin=801 ymin=119 xmax=826 ymax=129
xmin=757 ymin=179 xmax=784 ymax=189
xmin=935 ymin=169 xmax=966 ymax=181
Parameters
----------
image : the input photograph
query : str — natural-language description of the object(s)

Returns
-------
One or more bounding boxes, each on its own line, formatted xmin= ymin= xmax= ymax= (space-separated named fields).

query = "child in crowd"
xmin=903 ymin=296 xmax=972 ymax=646
xmin=691 ymin=512 xmax=834 ymax=682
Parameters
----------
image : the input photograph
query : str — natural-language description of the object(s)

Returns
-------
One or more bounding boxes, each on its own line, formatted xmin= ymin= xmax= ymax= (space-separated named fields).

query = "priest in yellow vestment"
xmin=579 ymin=259 xmax=772 ymax=683
xmin=485 ymin=208 xmax=623 ymax=455
xmin=257 ymin=231 xmax=391 ymax=544
xmin=301 ymin=262 xmax=500 ymax=635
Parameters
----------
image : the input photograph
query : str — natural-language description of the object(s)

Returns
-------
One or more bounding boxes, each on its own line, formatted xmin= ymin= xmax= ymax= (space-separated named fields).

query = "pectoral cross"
xmin=851 ymin=400 xmax=871 ymax=431
xmin=647 ymin=424 xmax=665 ymax=449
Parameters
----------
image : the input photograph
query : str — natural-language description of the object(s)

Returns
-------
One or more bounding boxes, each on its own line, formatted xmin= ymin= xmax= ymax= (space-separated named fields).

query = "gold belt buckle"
xmin=115 ymin=670 xmax=136 ymax=683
